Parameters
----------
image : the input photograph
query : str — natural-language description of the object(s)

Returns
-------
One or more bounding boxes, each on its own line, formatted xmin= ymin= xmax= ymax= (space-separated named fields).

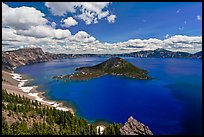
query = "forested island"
xmin=53 ymin=57 xmax=151 ymax=81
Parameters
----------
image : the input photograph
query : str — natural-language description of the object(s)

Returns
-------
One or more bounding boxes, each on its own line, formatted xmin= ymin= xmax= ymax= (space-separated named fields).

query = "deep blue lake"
xmin=15 ymin=57 xmax=202 ymax=135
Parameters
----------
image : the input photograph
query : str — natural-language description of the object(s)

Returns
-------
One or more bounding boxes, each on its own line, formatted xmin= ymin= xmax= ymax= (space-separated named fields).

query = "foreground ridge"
xmin=120 ymin=116 xmax=153 ymax=135
xmin=2 ymin=89 xmax=153 ymax=135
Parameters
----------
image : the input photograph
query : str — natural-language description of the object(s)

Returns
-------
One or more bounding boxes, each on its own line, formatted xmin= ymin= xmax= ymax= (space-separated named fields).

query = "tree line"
xmin=2 ymin=89 xmax=122 ymax=135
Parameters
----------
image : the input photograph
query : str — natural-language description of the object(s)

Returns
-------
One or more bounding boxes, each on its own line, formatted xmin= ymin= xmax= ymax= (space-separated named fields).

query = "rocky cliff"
xmin=120 ymin=116 xmax=153 ymax=135
xmin=2 ymin=48 xmax=52 ymax=71
xmin=2 ymin=48 xmax=94 ymax=71
xmin=2 ymin=48 xmax=202 ymax=71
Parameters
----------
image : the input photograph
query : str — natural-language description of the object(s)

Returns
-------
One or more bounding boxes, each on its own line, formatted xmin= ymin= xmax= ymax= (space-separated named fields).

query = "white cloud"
xmin=77 ymin=2 xmax=110 ymax=14
xmin=75 ymin=2 xmax=111 ymax=25
xmin=197 ymin=15 xmax=202 ymax=21
xmin=98 ymin=11 xmax=109 ymax=19
xmin=1 ymin=3 xmax=72 ymax=40
xmin=2 ymin=27 xmax=41 ymax=51
xmin=76 ymin=9 xmax=95 ymax=25
xmin=62 ymin=17 xmax=78 ymax=27
xmin=16 ymin=25 xmax=72 ymax=39
xmin=51 ymin=22 xmax=57 ymax=28
xmin=45 ymin=2 xmax=114 ymax=25
xmin=45 ymin=2 xmax=110 ymax=16
xmin=2 ymin=23 xmax=202 ymax=54
xmin=53 ymin=29 xmax=72 ymax=39
xmin=2 ymin=28 xmax=17 ymax=41
xmin=93 ymin=18 xmax=98 ymax=24
xmin=2 ymin=2 xmax=48 ymax=30
xmin=45 ymin=2 xmax=77 ymax=16
xmin=3 ymin=28 xmax=202 ymax=54
xmin=163 ymin=35 xmax=202 ymax=53
xmin=72 ymin=31 xmax=96 ymax=43
xmin=74 ymin=31 xmax=90 ymax=39
xmin=2 ymin=3 xmax=202 ymax=54
xmin=164 ymin=34 xmax=170 ymax=38
xmin=107 ymin=14 xmax=116 ymax=23
xmin=16 ymin=25 xmax=54 ymax=38
xmin=163 ymin=35 xmax=201 ymax=44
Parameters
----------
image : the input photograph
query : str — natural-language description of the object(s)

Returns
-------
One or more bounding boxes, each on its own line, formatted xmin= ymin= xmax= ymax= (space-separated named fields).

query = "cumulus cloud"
xmin=164 ymin=35 xmax=201 ymax=44
xmin=3 ymin=25 xmax=202 ymax=54
xmin=98 ymin=11 xmax=109 ymax=19
xmin=163 ymin=35 xmax=202 ymax=53
xmin=61 ymin=17 xmax=78 ymax=27
xmin=45 ymin=2 xmax=77 ymax=16
xmin=75 ymin=2 xmax=111 ymax=24
xmin=76 ymin=9 xmax=97 ymax=25
xmin=107 ymin=14 xmax=116 ymax=23
xmin=2 ymin=2 xmax=48 ymax=30
xmin=16 ymin=25 xmax=72 ymax=39
xmin=16 ymin=25 xmax=54 ymax=38
xmin=2 ymin=27 xmax=41 ymax=51
xmin=197 ymin=15 xmax=202 ymax=21
xmin=2 ymin=28 xmax=18 ymax=41
xmin=53 ymin=29 xmax=72 ymax=39
xmin=45 ymin=2 xmax=115 ymax=25
xmin=2 ymin=3 xmax=202 ymax=54
xmin=72 ymin=31 xmax=96 ymax=43
xmin=78 ymin=2 xmax=110 ymax=14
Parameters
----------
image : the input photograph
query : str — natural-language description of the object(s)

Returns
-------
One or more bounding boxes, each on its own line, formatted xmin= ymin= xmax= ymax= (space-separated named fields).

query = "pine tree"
xmin=2 ymin=119 xmax=11 ymax=135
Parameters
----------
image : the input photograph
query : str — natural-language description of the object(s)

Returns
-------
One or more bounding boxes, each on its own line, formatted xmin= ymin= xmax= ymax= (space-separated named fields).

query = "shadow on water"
xmin=165 ymin=82 xmax=202 ymax=135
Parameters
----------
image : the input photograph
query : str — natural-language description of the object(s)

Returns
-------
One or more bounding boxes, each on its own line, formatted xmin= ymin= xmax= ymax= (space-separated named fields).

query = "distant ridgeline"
xmin=2 ymin=48 xmax=202 ymax=71
xmin=53 ymin=57 xmax=152 ymax=81
xmin=2 ymin=89 xmax=153 ymax=135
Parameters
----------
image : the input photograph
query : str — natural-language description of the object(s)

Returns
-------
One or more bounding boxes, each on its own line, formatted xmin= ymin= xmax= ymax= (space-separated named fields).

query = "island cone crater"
xmin=53 ymin=57 xmax=152 ymax=81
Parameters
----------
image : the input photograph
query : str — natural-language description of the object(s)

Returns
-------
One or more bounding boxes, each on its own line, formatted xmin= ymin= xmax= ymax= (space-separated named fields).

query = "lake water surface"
xmin=15 ymin=57 xmax=202 ymax=135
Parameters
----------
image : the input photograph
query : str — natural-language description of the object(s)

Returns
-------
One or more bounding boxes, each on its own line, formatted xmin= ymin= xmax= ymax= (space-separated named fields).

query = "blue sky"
xmin=2 ymin=2 xmax=202 ymax=54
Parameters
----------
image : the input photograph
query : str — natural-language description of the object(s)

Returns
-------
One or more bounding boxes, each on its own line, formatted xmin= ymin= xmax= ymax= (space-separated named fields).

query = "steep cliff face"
xmin=2 ymin=48 xmax=81 ymax=71
xmin=2 ymin=48 xmax=52 ymax=70
xmin=120 ymin=116 xmax=153 ymax=135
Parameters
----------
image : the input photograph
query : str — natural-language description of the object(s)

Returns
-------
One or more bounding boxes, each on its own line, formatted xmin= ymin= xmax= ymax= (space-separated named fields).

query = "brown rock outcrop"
xmin=120 ymin=116 xmax=153 ymax=135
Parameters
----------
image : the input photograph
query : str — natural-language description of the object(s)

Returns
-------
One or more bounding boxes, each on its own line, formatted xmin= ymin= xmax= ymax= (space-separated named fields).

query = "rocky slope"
xmin=2 ymin=48 xmax=51 ymax=71
xmin=120 ymin=116 xmax=153 ymax=135
xmin=121 ymin=48 xmax=202 ymax=58
xmin=2 ymin=48 xmax=103 ymax=71
xmin=192 ymin=51 xmax=202 ymax=59
xmin=53 ymin=57 xmax=151 ymax=81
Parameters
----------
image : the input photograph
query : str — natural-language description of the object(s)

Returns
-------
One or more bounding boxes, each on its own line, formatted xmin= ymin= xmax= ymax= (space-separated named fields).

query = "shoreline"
xmin=2 ymin=70 xmax=75 ymax=115
xmin=2 ymin=69 xmax=106 ymax=133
